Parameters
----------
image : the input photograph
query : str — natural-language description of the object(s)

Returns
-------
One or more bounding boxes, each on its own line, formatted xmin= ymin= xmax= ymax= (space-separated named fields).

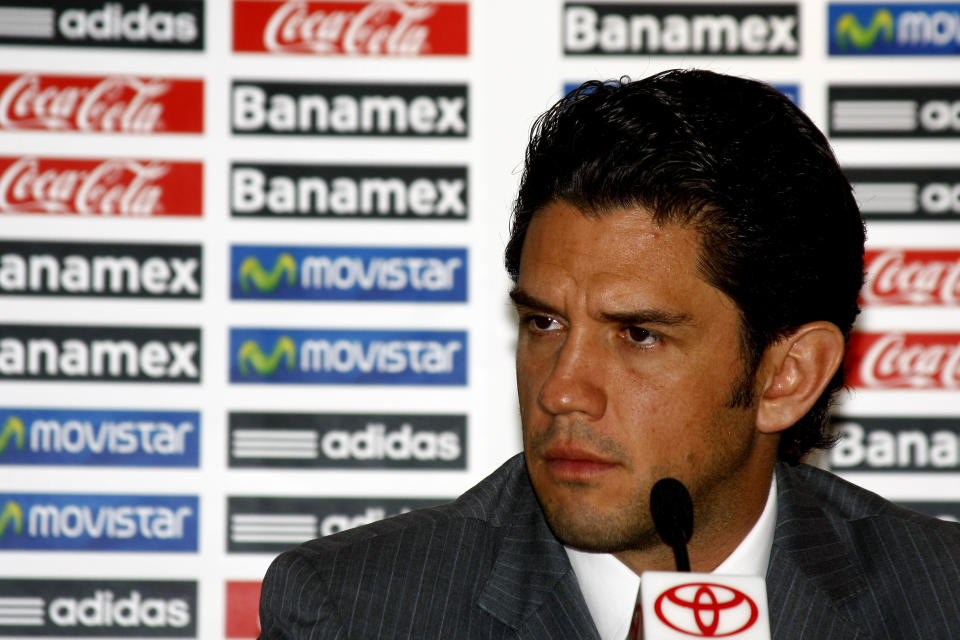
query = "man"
xmin=257 ymin=70 xmax=960 ymax=639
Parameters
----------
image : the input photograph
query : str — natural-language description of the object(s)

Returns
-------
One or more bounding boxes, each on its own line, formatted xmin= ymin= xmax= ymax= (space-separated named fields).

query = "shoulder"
xmin=772 ymin=461 xmax=960 ymax=633
xmin=258 ymin=454 xmax=534 ymax=637
xmin=778 ymin=460 xmax=960 ymax=541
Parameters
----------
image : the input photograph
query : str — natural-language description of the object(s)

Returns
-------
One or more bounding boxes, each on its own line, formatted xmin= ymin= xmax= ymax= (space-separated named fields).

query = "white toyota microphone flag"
xmin=640 ymin=571 xmax=771 ymax=639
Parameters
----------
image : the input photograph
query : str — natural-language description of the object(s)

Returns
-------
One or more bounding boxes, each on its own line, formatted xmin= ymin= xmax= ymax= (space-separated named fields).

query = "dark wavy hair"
xmin=505 ymin=69 xmax=865 ymax=464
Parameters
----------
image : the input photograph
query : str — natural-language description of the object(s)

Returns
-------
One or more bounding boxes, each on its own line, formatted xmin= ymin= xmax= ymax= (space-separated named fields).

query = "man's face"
xmin=513 ymin=201 xmax=768 ymax=555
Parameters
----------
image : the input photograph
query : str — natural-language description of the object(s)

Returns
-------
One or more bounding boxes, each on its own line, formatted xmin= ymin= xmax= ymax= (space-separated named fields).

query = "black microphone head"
xmin=650 ymin=477 xmax=694 ymax=548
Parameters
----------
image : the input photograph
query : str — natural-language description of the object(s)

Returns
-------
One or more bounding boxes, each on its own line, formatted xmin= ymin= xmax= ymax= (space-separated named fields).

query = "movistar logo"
xmin=239 ymin=253 xmax=297 ymax=293
xmin=0 ymin=417 xmax=25 ymax=455
xmin=238 ymin=337 xmax=297 ymax=376
xmin=0 ymin=501 xmax=23 ymax=539
xmin=835 ymin=9 xmax=895 ymax=50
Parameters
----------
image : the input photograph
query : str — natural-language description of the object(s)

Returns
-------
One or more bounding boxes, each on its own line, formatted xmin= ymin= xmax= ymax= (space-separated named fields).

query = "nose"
xmin=536 ymin=330 xmax=607 ymax=419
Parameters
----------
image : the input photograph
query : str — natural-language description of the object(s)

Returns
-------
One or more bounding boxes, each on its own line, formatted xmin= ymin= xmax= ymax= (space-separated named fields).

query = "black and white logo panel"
xmin=231 ymin=81 xmax=468 ymax=137
xmin=230 ymin=163 xmax=468 ymax=219
xmin=830 ymin=85 xmax=960 ymax=138
xmin=0 ymin=578 xmax=196 ymax=637
xmin=228 ymin=412 xmax=466 ymax=469
xmin=227 ymin=496 xmax=450 ymax=553
xmin=897 ymin=501 xmax=960 ymax=523
xmin=563 ymin=3 xmax=799 ymax=55
xmin=0 ymin=240 xmax=201 ymax=298
xmin=845 ymin=168 xmax=960 ymax=220
xmin=0 ymin=1 xmax=204 ymax=50
xmin=829 ymin=416 xmax=960 ymax=472
xmin=0 ymin=324 xmax=201 ymax=382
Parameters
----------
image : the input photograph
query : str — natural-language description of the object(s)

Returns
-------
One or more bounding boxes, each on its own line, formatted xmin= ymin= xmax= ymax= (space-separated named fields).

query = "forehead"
xmin=518 ymin=201 xmax=705 ymax=292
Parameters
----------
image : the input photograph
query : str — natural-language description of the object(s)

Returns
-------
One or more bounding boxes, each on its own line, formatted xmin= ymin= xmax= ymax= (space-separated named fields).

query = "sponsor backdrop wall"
xmin=1 ymin=0 xmax=959 ymax=637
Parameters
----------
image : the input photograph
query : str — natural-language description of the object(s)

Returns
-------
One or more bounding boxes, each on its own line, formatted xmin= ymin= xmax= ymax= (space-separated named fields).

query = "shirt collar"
xmin=564 ymin=475 xmax=778 ymax=640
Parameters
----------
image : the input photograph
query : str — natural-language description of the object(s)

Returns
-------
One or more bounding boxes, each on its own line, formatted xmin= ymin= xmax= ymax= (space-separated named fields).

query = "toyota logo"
xmin=654 ymin=583 xmax=759 ymax=637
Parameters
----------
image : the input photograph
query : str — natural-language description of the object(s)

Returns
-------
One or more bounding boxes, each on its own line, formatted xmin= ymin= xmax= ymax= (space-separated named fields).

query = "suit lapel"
xmin=766 ymin=463 xmax=867 ymax=639
xmin=477 ymin=470 xmax=600 ymax=639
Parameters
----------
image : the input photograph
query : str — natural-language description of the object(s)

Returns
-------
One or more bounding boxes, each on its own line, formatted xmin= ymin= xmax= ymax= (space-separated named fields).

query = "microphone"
xmin=640 ymin=478 xmax=771 ymax=638
xmin=650 ymin=477 xmax=693 ymax=572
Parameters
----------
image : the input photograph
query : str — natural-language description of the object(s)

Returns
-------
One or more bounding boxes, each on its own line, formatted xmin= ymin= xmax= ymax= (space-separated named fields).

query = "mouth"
xmin=541 ymin=445 xmax=618 ymax=482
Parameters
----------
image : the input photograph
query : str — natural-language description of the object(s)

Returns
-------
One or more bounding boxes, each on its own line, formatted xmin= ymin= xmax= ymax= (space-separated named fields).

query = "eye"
xmin=624 ymin=326 xmax=658 ymax=346
xmin=527 ymin=315 xmax=562 ymax=333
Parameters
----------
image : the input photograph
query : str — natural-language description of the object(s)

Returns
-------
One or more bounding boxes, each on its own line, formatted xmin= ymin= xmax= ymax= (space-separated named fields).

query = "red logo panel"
xmin=226 ymin=581 xmax=262 ymax=639
xmin=0 ymin=73 xmax=203 ymax=134
xmin=233 ymin=0 xmax=469 ymax=55
xmin=0 ymin=156 xmax=203 ymax=217
xmin=846 ymin=332 xmax=960 ymax=389
xmin=864 ymin=249 xmax=960 ymax=306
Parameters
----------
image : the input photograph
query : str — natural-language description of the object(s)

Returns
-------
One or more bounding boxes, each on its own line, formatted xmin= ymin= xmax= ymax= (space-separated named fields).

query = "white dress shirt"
xmin=564 ymin=476 xmax=778 ymax=640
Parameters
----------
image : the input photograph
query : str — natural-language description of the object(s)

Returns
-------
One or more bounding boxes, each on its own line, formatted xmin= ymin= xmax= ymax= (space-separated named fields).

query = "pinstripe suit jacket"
xmin=258 ymin=454 xmax=960 ymax=639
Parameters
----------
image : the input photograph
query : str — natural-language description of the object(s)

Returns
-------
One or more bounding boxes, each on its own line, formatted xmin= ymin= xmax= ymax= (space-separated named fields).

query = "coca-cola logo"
xmin=233 ymin=0 xmax=469 ymax=55
xmin=863 ymin=249 xmax=960 ymax=305
xmin=654 ymin=583 xmax=759 ymax=637
xmin=0 ymin=156 xmax=203 ymax=217
xmin=0 ymin=73 xmax=203 ymax=134
xmin=847 ymin=332 xmax=960 ymax=389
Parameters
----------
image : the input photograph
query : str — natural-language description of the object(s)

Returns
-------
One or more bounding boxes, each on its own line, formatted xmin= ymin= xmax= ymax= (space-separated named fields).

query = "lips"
xmin=541 ymin=445 xmax=618 ymax=482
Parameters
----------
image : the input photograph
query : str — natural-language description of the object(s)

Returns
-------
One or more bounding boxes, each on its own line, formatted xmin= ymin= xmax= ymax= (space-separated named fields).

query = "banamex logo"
xmin=231 ymin=245 xmax=466 ymax=301
xmin=0 ymin=156 xmax=203 ymax=217
xmin=230 ymin=163 xmax=467 ymax=218
xmin=654 ymin=583 xmax=759 ymax=637
xmin=0 ymin=240 xmax=202 ymax=298
xmin=0 ymin=73 xmax=203 ymax=134
xmin=846 ymin=332 xmax=960 ymax=389
xmin=830 ymin=416 xmax=960 ymax=472
xmin=0 ymin=1 xmax=204 ymax=50
xmin=0 ymin=324 xmax=201 ymax=383
xmin=231 ymin=81 xmax=468 ymax=136
xmin=563 ymin=3 xmax=799 ymax=55
xmin=232 ymin=0 xmax=469 ymax=55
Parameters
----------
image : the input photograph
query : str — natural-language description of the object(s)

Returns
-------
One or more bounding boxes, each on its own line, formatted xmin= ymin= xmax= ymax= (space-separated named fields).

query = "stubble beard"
xmin=528 ymin=365 xmax=760 ymax=556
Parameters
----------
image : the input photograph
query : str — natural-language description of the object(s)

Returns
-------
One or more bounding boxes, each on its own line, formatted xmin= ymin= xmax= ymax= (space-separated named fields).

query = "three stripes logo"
xmin=0 ymin=579 xmax=197 ymax=636
xmin=845 ymin=168 xmax=960 ymax=220
xmin=227 ymin=496 xmax=449 ymax=553
xmin=228 ymin=412 xmax=466 ymax=469
xmin=830 ymin=85 xmax=960 ymax=138
xmin=0 ymin=1 xmax=205 ymax=50
xmin=0 ymin=593 xmax=42 ymax=629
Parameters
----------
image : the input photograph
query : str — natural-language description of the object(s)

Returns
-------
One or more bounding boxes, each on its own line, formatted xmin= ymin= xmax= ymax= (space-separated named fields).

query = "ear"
xmin=755 ymin=322 xmax=846 ymax=435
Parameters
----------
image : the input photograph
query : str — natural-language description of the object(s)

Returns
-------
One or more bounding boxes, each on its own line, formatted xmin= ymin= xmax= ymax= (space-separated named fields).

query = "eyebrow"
xmin=509 ymin=286 xmax=692 ymax=327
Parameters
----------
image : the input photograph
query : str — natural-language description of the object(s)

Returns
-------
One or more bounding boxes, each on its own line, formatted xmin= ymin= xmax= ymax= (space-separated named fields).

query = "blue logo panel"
xmin=230 ymin=329 xmax=468 ymax=385
xmin=0 ymin=493 xmax=198 ymax=552
xmin=0 ymin=409 xmax=199 ymax=467
xmin=231 ymin=245 xmax=468 ymax=302
xmin=830 ymin=4 xmax=960 ymax=55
